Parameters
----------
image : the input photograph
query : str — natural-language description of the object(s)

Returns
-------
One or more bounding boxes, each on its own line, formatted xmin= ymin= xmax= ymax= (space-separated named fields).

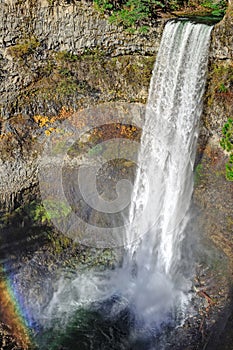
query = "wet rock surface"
xmin=194 ymin=136 xmax=233 ymax=265
xmin=1 ymin=129 xmax=232 ymax=350
xmin=194 ymin=136 xmax=233 ymax=349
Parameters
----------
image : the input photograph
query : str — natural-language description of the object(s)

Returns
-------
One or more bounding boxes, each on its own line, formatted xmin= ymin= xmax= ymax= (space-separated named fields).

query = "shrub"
xmin=93 ymin=0 xmax=166 ymax=30
xmin=201 ymin=0 xmax=227 ymax=16
xmin=220 ymin=118 xmax=233 ymax=152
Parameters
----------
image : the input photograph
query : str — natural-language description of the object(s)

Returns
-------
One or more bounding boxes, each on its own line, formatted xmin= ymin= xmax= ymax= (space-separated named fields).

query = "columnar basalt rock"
xmin=0 ymin=0 xmax=164 ymax=120
xmin=194 ymin=0 xmax=233 ymax=284
xmin=0 ymin=0 xmax=163 ymax=54
xmin=203 ymin=0 xmax=233 ymax=135
xmin=0 ymin=0 xmax=164 ymax=211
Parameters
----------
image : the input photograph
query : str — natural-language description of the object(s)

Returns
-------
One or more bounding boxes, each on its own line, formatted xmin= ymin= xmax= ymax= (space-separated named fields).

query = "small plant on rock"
xmin=7 ymin=37 xmax=39 ymax=59
xmin=220 ymin=118 xmax=233 ymax=181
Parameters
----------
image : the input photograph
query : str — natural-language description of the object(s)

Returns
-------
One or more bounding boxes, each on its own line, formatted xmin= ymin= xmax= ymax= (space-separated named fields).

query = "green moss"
xmin=56 ymin=48 xmax=104 ymax=63
xmin=7 ymin=37 xmax=39 ymax=59
xmin=56 ymin=50 xmax=80 ymax=62
xmin=220 ymin=118 xmax=233 ymax=152
xmin=8 ymin=51 xmax=154 ymax=117
xmin=47 ymin=232 xmax=71 ymax=254
xmin=220 ymin=118 xmax=233 ymax=181
xmin=194 ymin=163 xmax=204 ymax=184
xmin=225 ymin=153 xmax=233 ymax=181
xmin=56 ymin=77 xmax=81 ymax=96
xmin=206 ymin=62 xmax=233 ymax=108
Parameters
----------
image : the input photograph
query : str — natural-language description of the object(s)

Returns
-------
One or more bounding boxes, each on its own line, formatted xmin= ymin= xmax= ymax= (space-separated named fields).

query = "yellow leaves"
xmin=33 ymin=115 xmax=50 ymax=127
xmin=33 ymin=107 xmax=73 ymax=129
xmin=45 ymin=130 xmax=50 ymax=137
xmin=131 ymin=126 xmax=137 ymax=132
xmin=120 ymin=124 xmax=138 ymax=139
xmin=44 ymin=129 xmax=51 ymax=136
xmin=45 ymin=127 xmax=57 ymax=136
xmin=33 ymin=115 xmax=58 ymax=136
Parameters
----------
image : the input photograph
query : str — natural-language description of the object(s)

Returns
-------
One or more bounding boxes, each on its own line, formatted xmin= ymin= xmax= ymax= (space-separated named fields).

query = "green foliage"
xmin=93 ymin=0 xmax=227 ymax=29
xmin=32 ymin=202 xmax=50 ymax=224
xmin=28 ymin=200 xmax=72 ymax=224
xmin=94 ymin=0 xmax=114 ymax=11
xmin=194 ymin=163 xmax=203 ymax=184
xmin=47 ymin=232 xmax=71 ymax=254
xmin=93 ymin=0 xmax=166 ymax=30
xmin=207 ymin=62 xmax=233 ymax=108
xmin=138 ymin=25 xmax=150 ymax=34
xmin=213 ymin=64 xmax=233 ymax=88
xmin=220 ymin=118 xmax=233 ymax=152
xmin=225 ymin=153 xmax=233 ymax=181
xmin=218 ymin=83 xmax=228 ymax=93
xmin=220 ymin=118 xmax=233 ymax=181
xmin=56 ymin=76 xmax=82 ymax=96
xmin=201 ymin=0 xmax=227 ymax=16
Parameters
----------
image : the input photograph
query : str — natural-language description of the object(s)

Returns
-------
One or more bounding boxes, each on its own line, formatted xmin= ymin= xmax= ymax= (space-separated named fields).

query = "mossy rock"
xmin=3 ymin=49 xmax=154 ymax=118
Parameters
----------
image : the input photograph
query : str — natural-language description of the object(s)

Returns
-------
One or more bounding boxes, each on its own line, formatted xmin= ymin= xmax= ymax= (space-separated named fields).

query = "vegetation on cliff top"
xmin=93 ymin=0 xmax=227 ymax=31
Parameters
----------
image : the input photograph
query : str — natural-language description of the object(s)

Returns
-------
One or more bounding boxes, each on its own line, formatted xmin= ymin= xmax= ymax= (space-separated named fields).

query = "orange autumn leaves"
xmin=33 ymin=106 xmax=73 ymax=136
xmin=90 ymin=123 xmax=141 ymax=143
xmin=33 ymin=107 xmax=141 ymax=143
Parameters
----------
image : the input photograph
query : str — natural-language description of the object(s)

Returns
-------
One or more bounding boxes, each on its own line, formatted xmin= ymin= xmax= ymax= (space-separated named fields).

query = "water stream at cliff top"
xmin=8 ymin=19 xmax=213 ymax=349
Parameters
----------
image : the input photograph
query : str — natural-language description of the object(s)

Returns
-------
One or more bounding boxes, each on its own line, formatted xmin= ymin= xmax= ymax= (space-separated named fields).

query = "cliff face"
xmin=0 ymin=2 xmax=232 ymax=349
xmin=203 ymin=1 xmax=233 ymax=134
xmin=0 ymin=0 xmax=232 ymax=240
xmin=1 ymin=0 xmax=162 ymax=55
xmin=0 ymin=0 xmax=163 ymax=119
xmin=194 ymin=0 xmax=233 ymax=281
xmin=0 ymin=0 xmax=164 ymax=210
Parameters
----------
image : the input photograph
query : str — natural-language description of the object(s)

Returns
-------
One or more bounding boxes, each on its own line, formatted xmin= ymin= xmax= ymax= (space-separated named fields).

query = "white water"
xmin=119 ymin=19 xmax=213 ymax=325
xmin=28 ymin=20 xmax=213 ymax=333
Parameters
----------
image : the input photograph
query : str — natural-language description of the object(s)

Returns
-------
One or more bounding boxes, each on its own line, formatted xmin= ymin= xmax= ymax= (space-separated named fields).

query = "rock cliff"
xmin=0 ymin=0 xmax=164 ymax=210
xmin=0 ymin=0 xmax=163 ymax=119
xmin=193 ymin=5 xmax=233 ymax=347
xmin=0 ymin=0 xmax=232 ymax=227
xmin=0 ymin=1 xmax=232 ymax=348
xmin=195 ymin=0 xmax=233 ymax=264
xmin=203 ymin=0 xmax=233 ymax=134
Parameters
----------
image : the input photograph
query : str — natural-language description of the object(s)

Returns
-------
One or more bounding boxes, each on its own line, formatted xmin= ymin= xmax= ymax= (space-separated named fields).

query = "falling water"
xmin=121 ymin=19 xmax=213 ymax=325
xmin=11 ymin=19 xmax=214 ymax=348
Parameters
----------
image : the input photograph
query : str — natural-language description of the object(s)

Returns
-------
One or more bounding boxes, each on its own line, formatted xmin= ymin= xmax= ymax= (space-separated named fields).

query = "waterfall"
xmin=120 ymin=19 xmax=213 ymax=325
xmin=17 ymin=19 xmax=214 ymax=348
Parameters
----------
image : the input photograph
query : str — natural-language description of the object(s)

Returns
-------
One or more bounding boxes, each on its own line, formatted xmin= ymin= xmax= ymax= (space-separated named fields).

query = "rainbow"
xmin=0 ymin=266 xmax=33 ymax=349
